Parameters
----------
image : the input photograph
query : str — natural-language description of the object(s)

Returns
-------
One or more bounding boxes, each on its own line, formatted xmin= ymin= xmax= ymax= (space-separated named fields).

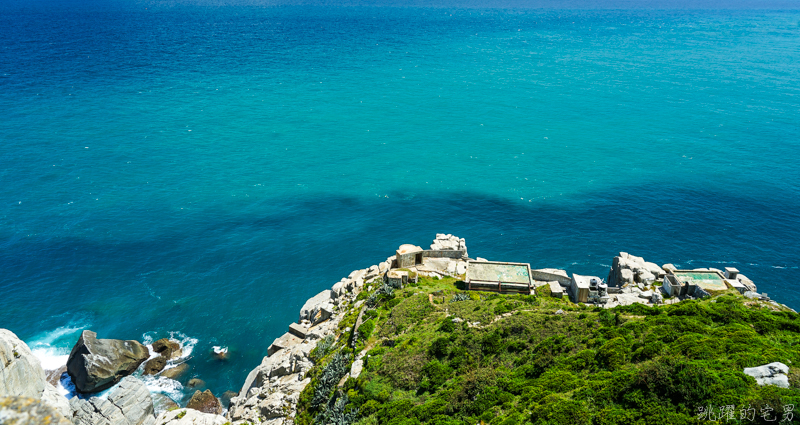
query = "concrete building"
xmin=570 ymin=274 xmax=603 ymax=303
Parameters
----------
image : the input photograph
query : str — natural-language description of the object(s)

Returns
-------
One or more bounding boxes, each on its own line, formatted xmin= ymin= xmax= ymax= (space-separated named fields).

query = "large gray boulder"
xmin=0 ymin=396 xmax=71 ymax=425
xmin=69 ymin=376 xmax=155 ymax=425
xmin=66 ymin=330 xmax=149 ymax=393
xmin=0 ymin=329 xmax=71 ymax=419
xmin=0 ymin=329 xmax=46 ymax=399
xmin=743 ymin=362 xmax=790 ymax=388
xmin=155 ymin=408 xmax=228 ymax=425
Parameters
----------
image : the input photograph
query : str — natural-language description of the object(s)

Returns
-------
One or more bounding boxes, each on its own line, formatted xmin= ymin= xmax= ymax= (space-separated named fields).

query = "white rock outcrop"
xmin=0 ymin=329 xmax=71 ymax=420
xmin=743 ymin=362 xmax=790 ymax=388
xmin=607 ymin=252 xmax=664 ymax=288
xmin=430 ymin=234 xmax=467 ymax=256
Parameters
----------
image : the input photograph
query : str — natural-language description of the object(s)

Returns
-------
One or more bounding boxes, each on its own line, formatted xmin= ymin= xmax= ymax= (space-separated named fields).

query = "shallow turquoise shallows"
xmin=1 ymin=2 xmax=799 ymax=402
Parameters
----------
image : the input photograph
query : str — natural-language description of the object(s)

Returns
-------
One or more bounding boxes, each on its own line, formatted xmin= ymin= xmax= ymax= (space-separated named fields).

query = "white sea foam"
xmin=169 ymin=331 xmax=198 ymax=359
xmin=136 ymin=331 xmax=198 ymax=403
xmin=139 ymin=373 xmax=185 ymax=403
xmin=28 ymin=322 xmax=86 ymax=371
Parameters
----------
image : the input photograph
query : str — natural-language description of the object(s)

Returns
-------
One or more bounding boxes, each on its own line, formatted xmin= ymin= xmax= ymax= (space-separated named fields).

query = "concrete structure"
xmin=530 ymin=269 xmax=571 ymax=286
xmin=387 ymin=270 xmax=408 ymax=288
xmin=465 ymin=261 xmax=533 ymax=294
xmin=724 ymin=267 xmax=740 ymax=280
xmin=570 ymin=274 xmax=602 ymax=303
xmin=663 ymin=270 xmax=731 ymax=299
xmin=662 ymin=274 xmax=683 ymax=297
xmin=547 ymin=281 xmax=564 ymax=298
xmin=394 ymin=244 xmax=468 ymax=269
xmin=727 ymin=278 xmax=748 ymax=294
xmin=396 ymin=245 xmax=424 ymax=268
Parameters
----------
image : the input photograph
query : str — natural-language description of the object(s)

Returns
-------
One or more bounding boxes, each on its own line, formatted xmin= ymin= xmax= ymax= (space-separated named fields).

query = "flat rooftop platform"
xmin=673 ymin=271 xmax=728 ymax=292
xmin=466 ymin=261 xmax=533 ymax=293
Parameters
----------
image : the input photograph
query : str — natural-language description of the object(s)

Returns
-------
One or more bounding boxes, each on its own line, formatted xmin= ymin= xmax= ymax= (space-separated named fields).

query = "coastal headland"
xmin=2 ymin=235 xmax=798 ymax=425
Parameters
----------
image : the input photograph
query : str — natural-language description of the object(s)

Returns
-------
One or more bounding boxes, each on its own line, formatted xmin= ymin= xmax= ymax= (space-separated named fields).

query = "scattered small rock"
xmin=187 ymin=378 xmax=206 ymax=389
xmin=159 ymin=363 xmax=189 ymax=380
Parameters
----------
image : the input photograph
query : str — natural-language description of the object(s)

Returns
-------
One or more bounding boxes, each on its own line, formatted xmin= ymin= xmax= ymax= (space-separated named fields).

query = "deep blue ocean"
xmin=1 ymin=0 xmax=799 ymax=404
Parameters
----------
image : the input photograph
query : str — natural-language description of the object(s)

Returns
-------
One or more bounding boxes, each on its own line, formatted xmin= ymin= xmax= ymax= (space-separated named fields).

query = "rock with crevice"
xmin=66 ymin=330 xmax=150 ymax=393
xmin=69 ymin=376 xmax=156 ymax=425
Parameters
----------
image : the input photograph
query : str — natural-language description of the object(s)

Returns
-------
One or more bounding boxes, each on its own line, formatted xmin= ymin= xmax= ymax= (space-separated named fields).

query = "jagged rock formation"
xmin=66 ymin=330 xmax=150 ymax=393
xmin=151 ymin=339 xmax=182 ymax=361
xmin=69 ymin=375 xmax=156 ymax=425
xmin=430 ymin=233 xmax=468 ymax=257
xmin=607 ymin=252 xmax=665 ymax=288
xmin=0 ymin=396 xmax=72 ymax=425
xmin=155 ymin=408 xmax=228 ymax=425
xmin=186 ymin=390 xmax=222 ymax=415
xmin=0 ymin=329 xmax=71 ymax=420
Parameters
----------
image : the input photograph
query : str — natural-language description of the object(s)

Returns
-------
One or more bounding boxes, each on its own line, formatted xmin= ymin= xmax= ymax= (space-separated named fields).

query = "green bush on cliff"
xmin=295 ymin=276 xmax=800 ymax=425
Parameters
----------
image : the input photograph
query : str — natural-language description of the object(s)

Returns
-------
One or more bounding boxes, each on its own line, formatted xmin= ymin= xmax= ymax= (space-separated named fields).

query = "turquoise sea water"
xmin=2 ymin=1 xmax=799 ymax=402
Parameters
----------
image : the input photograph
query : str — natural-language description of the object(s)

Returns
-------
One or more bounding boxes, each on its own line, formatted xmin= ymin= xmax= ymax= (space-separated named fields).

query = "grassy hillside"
xmin=295 ymin=276 xmax=800 ymax=425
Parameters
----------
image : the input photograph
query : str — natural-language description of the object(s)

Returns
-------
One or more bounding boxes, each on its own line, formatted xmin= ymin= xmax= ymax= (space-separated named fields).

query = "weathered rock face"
xmin=143 ymin=356 xmax=168 ymax=376
xmin=69 ymin=376 xmax=156 ymax=425
xmin=155 ymin=408 xmax=228 ymax=425
xmin=0 ymin=329 xmax=71 ymax=420
xmin=0 ymin=329 xmax=46 ymax=399
xmin=0 ymin=396 xmax=72 ymax=425
xmin=299 ymin=290 xmax=333 ymax=323
xmin=66 ymin=330 xmax=150 ymax=393
xmin=152 ymin=339 xmax=182 ymax=361
xmin=44 ymin=366 xmax=67 ymax=387
xmin=744 ymin=362 xmax=791 ymax=388
xmin=186 ymin=390 xmax=222 ymax=415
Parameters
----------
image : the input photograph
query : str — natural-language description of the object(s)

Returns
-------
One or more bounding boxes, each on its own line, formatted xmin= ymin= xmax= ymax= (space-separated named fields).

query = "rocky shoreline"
xmin=1 ymin=234 xmax=795 ymax=425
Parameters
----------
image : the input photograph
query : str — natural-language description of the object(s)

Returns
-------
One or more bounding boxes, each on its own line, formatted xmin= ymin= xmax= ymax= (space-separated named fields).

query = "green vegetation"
xmin=297 ymin=276 xmax=800 ymax=425
xmin=175 ymin=410 xmax=186 ymax=419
